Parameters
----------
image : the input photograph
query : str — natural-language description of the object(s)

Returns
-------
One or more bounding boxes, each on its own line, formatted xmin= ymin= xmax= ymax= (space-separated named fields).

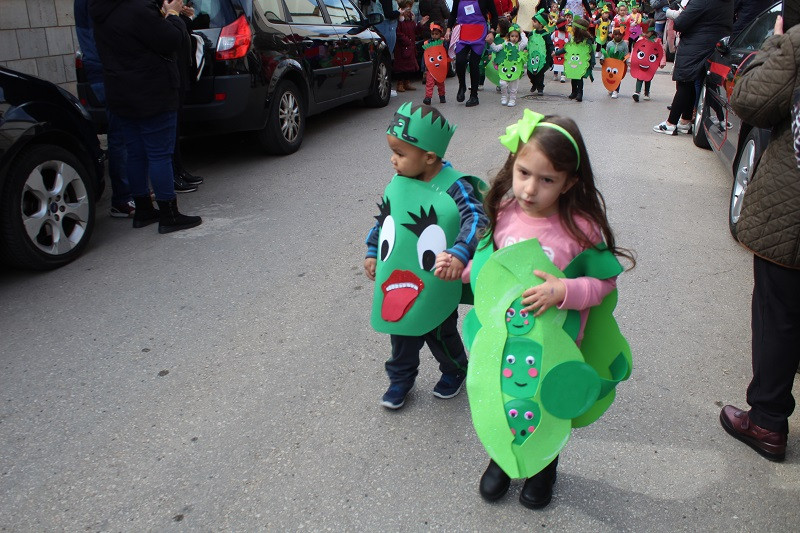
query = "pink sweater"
xmin=464 ymin=200 xmax=616 ymax=342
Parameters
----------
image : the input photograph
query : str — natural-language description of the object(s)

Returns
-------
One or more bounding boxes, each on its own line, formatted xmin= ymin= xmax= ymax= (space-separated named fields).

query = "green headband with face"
xmin=499 ymin=109 xmax=581 ymax=170
xmin=387 ymin=102 xmax=457 ymax=158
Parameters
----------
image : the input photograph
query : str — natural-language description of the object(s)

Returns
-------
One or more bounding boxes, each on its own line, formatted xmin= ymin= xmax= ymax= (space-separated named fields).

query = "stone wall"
xmin=0 ymin=0 xmax=79 ymax=94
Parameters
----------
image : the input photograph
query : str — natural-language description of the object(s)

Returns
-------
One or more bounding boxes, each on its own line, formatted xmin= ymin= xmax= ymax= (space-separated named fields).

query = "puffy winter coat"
xmin=672 ymin=0 xmax=733 ymax=82
xmin=89 ymin=0 xmax=185 ymax=118
xmin=730 ymin=25 xmax=800 ymax=268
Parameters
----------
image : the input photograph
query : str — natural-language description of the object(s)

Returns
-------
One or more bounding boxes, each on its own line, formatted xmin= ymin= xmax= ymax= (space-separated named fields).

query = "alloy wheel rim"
xmin=731 ymin=140 xmax=755 ymax=225
xmin=377 ymin=62 xmax=389 ymax=101
xmin=694 ymin=85 xmax=705 ymax=134
xmin=21 ymin=160 xmax=89 ymax=255
xmin=279 ymin=91 xmax=300 ymax=143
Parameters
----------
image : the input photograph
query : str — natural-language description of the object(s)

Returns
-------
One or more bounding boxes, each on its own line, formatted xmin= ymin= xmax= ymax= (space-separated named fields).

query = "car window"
xmin=340 ymin=0 xmax=363 ymax=24
xmin=285 ymin=0 xmax=328 ymax=23
xmin=733 ymin=2 xmax=781 ymax=51
xmin=255 ymin=0 xmax=288 ymax=22
xmin=191 ymin=0 xmax=238 ymax=27
xmin=324 ymin=0 xmax=357 ymax=24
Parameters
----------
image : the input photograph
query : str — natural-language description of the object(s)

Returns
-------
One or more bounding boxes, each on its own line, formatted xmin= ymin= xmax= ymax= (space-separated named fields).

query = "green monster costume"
xmin=464 ymin=111 xmax=632 ymax=479
xmin=372 ymin=102 xmax=486 ymax=337
xmin=563 ymin=40 xmax=593 ymax=80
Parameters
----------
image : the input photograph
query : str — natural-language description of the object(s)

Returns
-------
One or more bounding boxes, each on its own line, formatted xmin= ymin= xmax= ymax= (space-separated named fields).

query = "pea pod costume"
xmin=527 ymin=31 xmax=548 ymax=75
xmin=372 ymin=103 xmax=486 ymax=336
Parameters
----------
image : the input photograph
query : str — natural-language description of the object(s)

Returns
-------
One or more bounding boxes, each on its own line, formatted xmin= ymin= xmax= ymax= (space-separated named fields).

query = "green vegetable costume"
xmin=527 ymin=31 xmax=548 ymax=75
xmin=486 ymin=35 xmax=528 ymax=86
xmin=563 ymin=41 xmax=593 ymax=80
xmin=372 ymin=103 xmax=485 ymax=336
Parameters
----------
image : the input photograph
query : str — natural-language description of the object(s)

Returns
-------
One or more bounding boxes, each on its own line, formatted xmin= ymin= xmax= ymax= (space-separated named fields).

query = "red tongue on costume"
xmin=381 ymin=270 xmax=425 ymax=322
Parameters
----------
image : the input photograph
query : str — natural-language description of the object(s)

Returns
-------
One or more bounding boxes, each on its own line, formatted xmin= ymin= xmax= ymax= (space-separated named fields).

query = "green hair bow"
xmin=499 ymin=109 xmax=581 ymax=170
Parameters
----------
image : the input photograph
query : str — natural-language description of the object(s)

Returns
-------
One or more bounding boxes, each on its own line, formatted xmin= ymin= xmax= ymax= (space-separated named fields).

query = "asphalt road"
xmin=1 ymin=68 xmax=798 ymax=531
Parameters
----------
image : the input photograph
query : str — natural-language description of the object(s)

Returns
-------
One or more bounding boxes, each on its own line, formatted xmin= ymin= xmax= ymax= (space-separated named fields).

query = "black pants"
xmin=570 ymin=79 xmax=584 ymax=96
xmin=747 ymin=255 xmax=800 ymax=433
xmin=668 ymin=80 xmax=695 ymax=124
xmin=387 ymin=309 xmax=467 ymax=385
xmin=528 ymin=70 xmax=545 ymax=91
xmin=455 ymin=46 xmax=482 ymax=97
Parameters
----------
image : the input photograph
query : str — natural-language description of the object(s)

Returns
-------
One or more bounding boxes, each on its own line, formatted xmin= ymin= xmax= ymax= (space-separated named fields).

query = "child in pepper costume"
xmin=423 ymin=23 xmax=448 ymax=105
xmin=630 ymin=22 xmax=665 ymax=102
xmin=365 ymin=103 xmax=489 ymax=410
xmin=441 ymin=109 xmax=634 ymax=509
xmin=490 ymin=23 xmax=528 ymax=107
xmin=527 ymin=10 xmax=554 ymax=95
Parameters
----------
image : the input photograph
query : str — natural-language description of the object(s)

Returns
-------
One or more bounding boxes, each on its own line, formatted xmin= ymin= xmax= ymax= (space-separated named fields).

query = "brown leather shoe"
xmin=720 ymin=405 xmax=786 ymax=462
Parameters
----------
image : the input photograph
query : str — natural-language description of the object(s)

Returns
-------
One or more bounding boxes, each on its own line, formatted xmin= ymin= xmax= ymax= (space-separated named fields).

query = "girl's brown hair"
xmin=571 ymin=18 xmax=593 ymax=44
xmin=482 ymin=115 xmax=635 ymax=268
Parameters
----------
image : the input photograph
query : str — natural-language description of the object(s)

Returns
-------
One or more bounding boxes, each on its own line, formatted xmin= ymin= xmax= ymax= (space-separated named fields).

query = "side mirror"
xmin=716 ymin=36 xmax=731 ymax=55
xmin=367 ymin=12 xmax=384 ymax=26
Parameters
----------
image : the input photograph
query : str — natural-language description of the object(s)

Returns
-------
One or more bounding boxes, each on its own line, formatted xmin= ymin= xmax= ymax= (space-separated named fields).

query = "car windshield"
xmin=732 ymin=2 xmax=781 ymax=51
xmin=191 ymin=0 xmax=252 ymax=27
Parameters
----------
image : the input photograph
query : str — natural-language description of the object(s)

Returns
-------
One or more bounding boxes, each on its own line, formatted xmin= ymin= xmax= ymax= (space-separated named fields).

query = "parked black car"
xmin=692 ymin=1 xmax=781 ymax=238
xmin=76 ymin=0 xmax=391 ymax=155
xmin=0 ymin=67 xmax=105 ymax=270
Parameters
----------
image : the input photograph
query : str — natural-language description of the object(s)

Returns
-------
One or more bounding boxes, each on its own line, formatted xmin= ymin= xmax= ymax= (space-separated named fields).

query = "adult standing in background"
xmin=445 ymin=0 xmax=499 ymax=107
xmin=90 ymin=0 xmax=201 ymax=234
xmin=732 ymin=0 xmax=774 ymax=38
xmin=651 ymin=0 xmax=670 ymax=39
xmin=720 ymin=13 xmax=800 ymax=463
xmin=652 ymin=0 xmax=733 ymax=135
xmin=419 ymin=0 xmax=450 ymax=31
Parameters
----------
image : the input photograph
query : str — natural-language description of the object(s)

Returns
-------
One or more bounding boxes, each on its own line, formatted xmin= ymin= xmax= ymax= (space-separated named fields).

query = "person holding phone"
xmin=720 ymin=15 xmax=800 ymax=463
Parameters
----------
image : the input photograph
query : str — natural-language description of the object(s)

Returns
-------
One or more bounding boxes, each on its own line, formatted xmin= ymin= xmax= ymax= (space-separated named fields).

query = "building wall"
xmin=0 ymin=0 xmax=79 ymax=94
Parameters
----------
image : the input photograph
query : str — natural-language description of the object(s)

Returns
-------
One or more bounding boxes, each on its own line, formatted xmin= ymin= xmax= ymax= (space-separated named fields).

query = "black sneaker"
xmin=380 ymin=382 xmax=415 ymax=410
xmin=433 ymin=373 xmax=465 ymax=399
xmin=537 ymin=89 xmax=543 ymax=96
xmin=423 ymin=96 xmax=432 ymax=105
xmin=178 ymin=170 xmax=204 ymax=185
xmin=439 ymin=94 xmax=446 ymax=103
xmin=632 ymin=92 xmax=640 ymax=102
xmin=174 ymin=174 xmax=198 ymax=193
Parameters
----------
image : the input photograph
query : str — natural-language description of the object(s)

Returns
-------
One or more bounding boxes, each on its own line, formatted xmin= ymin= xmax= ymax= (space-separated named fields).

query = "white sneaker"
xmin=643 ymin=94 xmax=651 ymax=100
xmin=478 ymin=85 xmax=484 ymax=91
xmin=501 ymin=96 xmax=508 ymax=106
xmin=611 ymin=91 xmax=618 ymax=98
xmin=676 ymin=121 xmax=692 ymax=134
xmin=507 ymin=99 xmax=516 ymax=107
xmin=390 ymin=89 xmax=398 ymax=97
xmin=560 ymin=74 xmax=566 ymax=82
xmin=653 ymin=121 xmax=677 ymax=135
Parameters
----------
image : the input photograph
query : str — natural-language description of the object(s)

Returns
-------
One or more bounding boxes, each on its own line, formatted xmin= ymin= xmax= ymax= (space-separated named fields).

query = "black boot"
xmin=479 ymin=460 xmax=511 ymax=501
xmin=519 ymin=456 xmax=558 ymax=509
xmin=132 ymin=195 xmax=159 ymax=228
xmin=576 ymin=90 xmax=583 ymax=102
xmin=173 ymin=172 xmax=199 ymax=193
xmin=457 ymin=85 xmax=466 ymax=102
xmin=465 ymin=93 xmax=479 ymax=107
xmin=156 ymin=198 xmax=202 ymax=234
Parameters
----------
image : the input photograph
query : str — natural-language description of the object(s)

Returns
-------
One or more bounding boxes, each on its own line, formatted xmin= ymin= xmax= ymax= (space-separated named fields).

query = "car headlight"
xmin=57 ymin=86 xmax=92 ymax=121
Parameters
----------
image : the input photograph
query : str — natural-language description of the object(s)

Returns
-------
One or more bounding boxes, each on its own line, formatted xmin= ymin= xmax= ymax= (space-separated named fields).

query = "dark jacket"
xmin=393 ymin=18 xmax=421 ymax=73
xmin=448 ymin=0 xmax=499 ymax=31
xmin=672 ymin=0 xmax=734 ymax=82
xmin=732 ymin=0 xmax=773 ymax=37
xmin=89 ymin=0 xmax=185 ymax=118
xmin=730 ymin=25 xmax=800 ymax=268
xmin=419 ymin=0 xmax=450 ymax=27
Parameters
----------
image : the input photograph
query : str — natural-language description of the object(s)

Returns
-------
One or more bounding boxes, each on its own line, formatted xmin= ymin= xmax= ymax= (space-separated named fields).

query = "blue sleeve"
xmin=365 ymin=221 xmax=380 ymax=259
xmin=445 ymin=178 xmax=489 ymax=266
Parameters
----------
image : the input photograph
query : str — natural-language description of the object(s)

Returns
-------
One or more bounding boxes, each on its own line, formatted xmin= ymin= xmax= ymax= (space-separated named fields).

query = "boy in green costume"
xmin=364 ymin=103 xmax=488 ymax=410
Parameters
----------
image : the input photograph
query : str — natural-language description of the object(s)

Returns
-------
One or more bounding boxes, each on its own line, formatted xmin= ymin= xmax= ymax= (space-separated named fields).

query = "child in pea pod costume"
xmin=454 ymin=109 xmax=634 ymax=509
xmin=364 ymin=102 xmax=488 ymax=410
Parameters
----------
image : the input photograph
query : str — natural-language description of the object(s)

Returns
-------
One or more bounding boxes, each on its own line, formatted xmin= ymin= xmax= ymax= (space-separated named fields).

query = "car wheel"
xmin=693 ymin=84 xmax=711 ymax=150
xmin=257 ymin=79 xmax=305 ymax=155
xmin=364 ymin=55 xmax=391 ymax=108
xmin=729 ymin=130 xmax=761 ymax=240
xmin=0 ymin=144 xmax=96 ymax=270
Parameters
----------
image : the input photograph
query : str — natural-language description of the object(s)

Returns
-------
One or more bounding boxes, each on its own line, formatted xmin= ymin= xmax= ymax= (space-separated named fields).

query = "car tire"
xmin=693 ymin=84 xmax=711 ymax=150
xmin=364 ymin=55 xmax=391 ymax=108
xmin=0 ymin=144 xmax=96 ymax=270
xmin=729 ymin=130 xmax=761 ymax=240
xmin=257 ymin=79 xmax=305 ymax=155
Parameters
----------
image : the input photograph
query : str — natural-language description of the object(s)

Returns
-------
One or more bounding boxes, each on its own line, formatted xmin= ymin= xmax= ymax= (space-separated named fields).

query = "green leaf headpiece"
xmin=499 ymin=109 xmax=580 ymax=170
xmin=533 ymin=9 xmax=548 ymax=26
xmin=422 ymin=39 xmax=445 ymax=51
xmin=387 ymin=102 xmax=457 ymax=159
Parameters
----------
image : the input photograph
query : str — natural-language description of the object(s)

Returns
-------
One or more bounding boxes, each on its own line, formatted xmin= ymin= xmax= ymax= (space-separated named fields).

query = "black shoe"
xmin=156 ymin=198 xmax=202 ymax=234
xmin=538 ymin=89 xmax=544 ymax=96
xmin=131 ymin=195 xmax=159 ymax=228
xmin=531 ymin=85 xmax=536 ymax=92
xmin=519 ymin=456 xmax=558 ymax=510
xmin=423 ymin=96 xmax=432 ymax=105
xmin=439 ymin=94 xmax=446 ymax=103
xmin=479 ymin=460 xmax=511 ymax=501
xmin=632 ymin=92 xmax=640 ymax=102
xmin=568 ymin=92 xmax=577 ymax=100
xmin=457 ymin=86 xmax=466 ymax=102
xmin=177 ymin=169 xmax=204 ymax=185
xmin=173 ymin=174 xmax=198 ymax=193
xmin=465 ymin=95 xmax=479 ymax=107
xmin=576 ymin=91 xmax=583 ymax=102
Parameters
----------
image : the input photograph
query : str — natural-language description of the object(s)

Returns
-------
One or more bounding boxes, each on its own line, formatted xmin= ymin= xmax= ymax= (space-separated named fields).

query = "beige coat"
xmin=730 ymin=25 xmax=800 ymax=268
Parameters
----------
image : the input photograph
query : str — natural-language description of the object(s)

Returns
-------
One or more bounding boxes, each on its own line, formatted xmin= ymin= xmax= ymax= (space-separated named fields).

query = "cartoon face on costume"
xmin=601 ymin=56 xmax=627 ymax=91
xmin=506 ymin=297 xmax=534 ymax=336
xmin=629 ymin=24 xmax=643 ymax=40
xmin=423 ymin=40 xmax=449 ymax=83
xmin=563 ymin=41 xmax=591 ymax=79
xmin=552 ymin=32 xmax=566 ymax=66
xmin=501 ymin=337 xmax=543 ymax=397
xmin=596 ymin=19 xmax=610 ymax=44
xmin=630 ymin=38 xmax=663 ymax=81
xmin=493 ymin=42 xmax=527 ymax=82
xmin=505 ymin=398 xmax=542 ymax=445
xmin=527 ymin=32 xmax=547 ymax=75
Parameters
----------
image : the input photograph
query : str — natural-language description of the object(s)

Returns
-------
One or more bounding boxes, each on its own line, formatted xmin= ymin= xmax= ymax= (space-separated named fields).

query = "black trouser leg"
xmin=468 ymin=49 xmax=481 ymax=96
xmin=668 ymin=80 xmax=695 ymax=124
xmin=455 ymin=47 xmax=470 ymax=91
xmin=422 ymin=309 xmax=468 ymax=376
xmin=746 ymin=255 xmax=800 ymax=433
xmin=387 ymin=335 xmax=424 ymax=385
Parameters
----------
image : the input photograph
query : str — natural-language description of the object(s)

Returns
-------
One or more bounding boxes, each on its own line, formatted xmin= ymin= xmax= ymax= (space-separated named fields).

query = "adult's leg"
xmin=424 ymin=310 xmax=468 ymax=377
xmin=106 ymin=110 xmax=131 ymax=206
xmin=116 ymin=116 xmax=149 ymax=198
xmin=138 ymin=111 xmax=178 ymax=201
xmin=387 ymin=335 xmax=425 ymax=385
xmin=667 ymin=80 xmax=694 ymax=124
xmin=746 ymin=256 xmax=800 ymax=434
xmin=455 ymin=46 xmax=470 ymax=93
xmin=467 ymin=48 xmax=482 ymax=96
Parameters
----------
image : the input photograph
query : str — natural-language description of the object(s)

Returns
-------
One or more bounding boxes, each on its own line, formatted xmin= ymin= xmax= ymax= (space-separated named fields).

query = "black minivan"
xmin=77 ymin=0 xmax=391 ymax=155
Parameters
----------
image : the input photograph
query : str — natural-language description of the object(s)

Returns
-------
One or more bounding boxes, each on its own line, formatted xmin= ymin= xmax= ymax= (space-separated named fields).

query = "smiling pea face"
xmin=505 ymin=297 xmax=534 ymax=335
xmin=505 ymin=398 xmax=542 ymax=445
xmin=501 ymin=337 xmax=543 ymax=398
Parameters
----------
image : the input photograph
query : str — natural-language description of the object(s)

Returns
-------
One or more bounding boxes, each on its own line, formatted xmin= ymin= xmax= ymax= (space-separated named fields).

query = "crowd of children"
xmin=386 ymin=0 xmax=666 ymax=106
